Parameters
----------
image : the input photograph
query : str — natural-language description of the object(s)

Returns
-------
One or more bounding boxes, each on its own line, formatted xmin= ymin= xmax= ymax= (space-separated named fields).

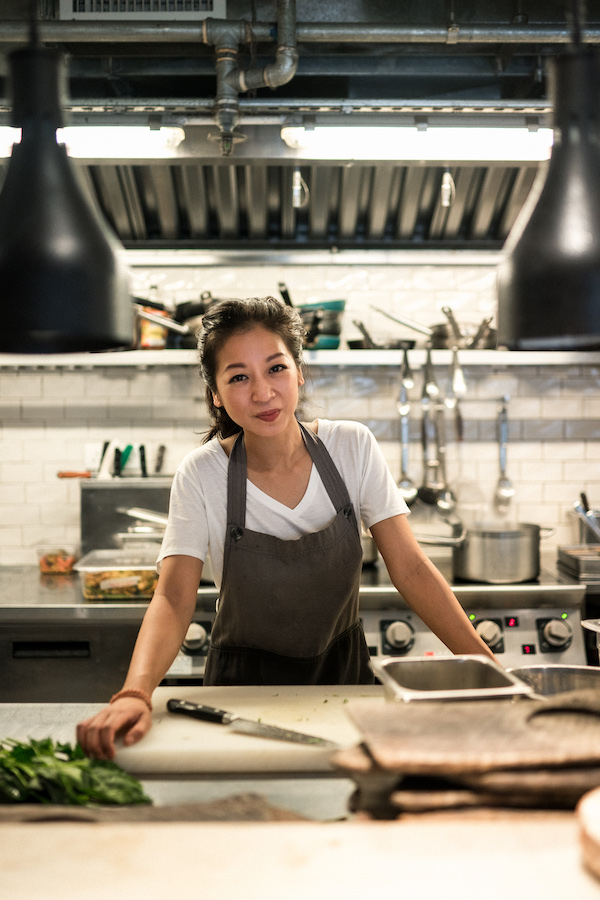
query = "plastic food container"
xmin=74 ymin=547 xmax=159 ymax=600
xmin=37 ymin=545 xmax=79 ymax=575
xmin=370 ymin=655 xmax=533 ymax=702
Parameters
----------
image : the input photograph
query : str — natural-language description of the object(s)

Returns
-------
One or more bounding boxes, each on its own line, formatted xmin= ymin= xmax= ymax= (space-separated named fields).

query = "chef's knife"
xmin=166 ymin=699 xmax=339 ymax=749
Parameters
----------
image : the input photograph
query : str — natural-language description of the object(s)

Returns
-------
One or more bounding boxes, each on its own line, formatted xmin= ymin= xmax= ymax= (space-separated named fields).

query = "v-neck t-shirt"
xmin=157 ymin=418 xmax=409 ymax=590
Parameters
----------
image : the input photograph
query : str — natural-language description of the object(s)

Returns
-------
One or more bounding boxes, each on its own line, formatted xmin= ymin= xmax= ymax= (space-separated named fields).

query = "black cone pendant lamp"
xmin=497 ymin=23 xmax=600 ymax=350
xmin=0 ymin=24 xmax=133 ymax=353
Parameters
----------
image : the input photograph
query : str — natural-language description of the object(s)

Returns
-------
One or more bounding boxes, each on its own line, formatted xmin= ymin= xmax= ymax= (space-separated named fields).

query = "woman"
xmin=77 ymin=296 xmax=494 ymax=760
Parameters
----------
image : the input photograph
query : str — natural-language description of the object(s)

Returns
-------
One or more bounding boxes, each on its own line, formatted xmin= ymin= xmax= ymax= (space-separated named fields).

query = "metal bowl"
xmin=371 ymin=655 xmax=533 ymax=702
xmin=507 ymin=664 xmax=600 ymax=696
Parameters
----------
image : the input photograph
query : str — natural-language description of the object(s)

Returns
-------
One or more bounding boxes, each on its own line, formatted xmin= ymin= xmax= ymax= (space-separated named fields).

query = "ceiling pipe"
xmin=202 ymin=0 xmax=298 ymax=156
xmin=0 ymin=20 xmax=599 ymax=45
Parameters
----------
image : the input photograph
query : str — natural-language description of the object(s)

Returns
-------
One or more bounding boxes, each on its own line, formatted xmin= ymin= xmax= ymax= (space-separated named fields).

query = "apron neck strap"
xmin=227 ymin=422 xmax=354 ymax=528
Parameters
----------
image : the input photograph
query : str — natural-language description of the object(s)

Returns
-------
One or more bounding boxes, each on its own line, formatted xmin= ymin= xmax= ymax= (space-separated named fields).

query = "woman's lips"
xmin=256 ymin=409 xmax=279 ymax=422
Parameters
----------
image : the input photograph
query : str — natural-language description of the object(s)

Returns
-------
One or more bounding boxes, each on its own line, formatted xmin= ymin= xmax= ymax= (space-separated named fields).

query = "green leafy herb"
xmin=0 ymin=738 xmax=152 ymax=806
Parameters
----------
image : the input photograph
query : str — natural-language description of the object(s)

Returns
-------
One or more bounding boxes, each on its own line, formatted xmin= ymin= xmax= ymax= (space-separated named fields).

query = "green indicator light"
xmin=469 ymin=614 xmax=476 ymax=621
xmin=561 ymin=613 xmax=568 ymax=619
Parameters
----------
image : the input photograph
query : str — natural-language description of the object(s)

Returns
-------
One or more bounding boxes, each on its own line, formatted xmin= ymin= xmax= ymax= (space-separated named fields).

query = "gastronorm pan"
xmin=371 ymin=655 xmax=533 ymax=702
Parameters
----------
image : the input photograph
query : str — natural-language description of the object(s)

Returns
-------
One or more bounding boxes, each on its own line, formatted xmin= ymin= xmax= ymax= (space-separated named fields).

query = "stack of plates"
xmin=557 ymin=545 xmax=600 ymax=583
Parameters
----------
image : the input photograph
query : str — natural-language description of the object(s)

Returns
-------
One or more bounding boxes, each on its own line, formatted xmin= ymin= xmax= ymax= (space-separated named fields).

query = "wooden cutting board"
xmin=346 ymin=691 xmax=600 ymax=776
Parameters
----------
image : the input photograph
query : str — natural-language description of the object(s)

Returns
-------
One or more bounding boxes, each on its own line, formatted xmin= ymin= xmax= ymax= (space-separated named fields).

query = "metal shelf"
xmin=1 ymin=348 xmax=600 ymax=369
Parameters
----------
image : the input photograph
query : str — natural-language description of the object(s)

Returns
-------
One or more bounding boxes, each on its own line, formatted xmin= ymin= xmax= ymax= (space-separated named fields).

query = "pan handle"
xmin=369 ymin=305 xmax=433 ymax=337
xmin=134 ymin=305 xmax=190 ymax=335
xmin=412 ymin=528 xmax=467 ymax=547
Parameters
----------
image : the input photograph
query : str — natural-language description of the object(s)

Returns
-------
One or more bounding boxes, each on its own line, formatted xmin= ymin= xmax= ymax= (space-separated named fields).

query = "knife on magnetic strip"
xmin=166 ymin=699 xmax=339 ymax=749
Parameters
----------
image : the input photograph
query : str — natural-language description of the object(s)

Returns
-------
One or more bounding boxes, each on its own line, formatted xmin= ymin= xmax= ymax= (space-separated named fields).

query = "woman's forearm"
xmin=121 ymin=591 xmax=197 ymax=694
xmin=120 ymin=554 xmax=203 ymax=695
xmin=398 ymin=556 xmax=496 ymax=659
xmin=371 ymin=515 xmax=497 ymax=660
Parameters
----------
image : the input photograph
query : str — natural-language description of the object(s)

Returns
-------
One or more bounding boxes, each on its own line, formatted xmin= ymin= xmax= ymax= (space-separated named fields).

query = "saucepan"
xmin=370 ymin=306 xmax=497 ymax=350
xmin=413 ymin=521 xmax=554 ymax=584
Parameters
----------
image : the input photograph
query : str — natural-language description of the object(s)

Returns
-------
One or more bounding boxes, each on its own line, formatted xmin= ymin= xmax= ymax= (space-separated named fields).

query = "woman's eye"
xmin=270 ymin=363 xmax=287 ymax=373
xmin=229 ymin=373 xmax=247 ymax=383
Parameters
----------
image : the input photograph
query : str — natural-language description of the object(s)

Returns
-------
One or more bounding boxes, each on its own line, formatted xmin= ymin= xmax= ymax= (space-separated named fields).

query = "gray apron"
xmin=203 ymin=423 xmax=374 ymax=686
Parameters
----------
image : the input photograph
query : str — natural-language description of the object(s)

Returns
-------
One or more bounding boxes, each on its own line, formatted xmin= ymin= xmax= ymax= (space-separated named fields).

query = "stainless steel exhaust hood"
xmin=0 ymin=2 xmax=597 ymax=252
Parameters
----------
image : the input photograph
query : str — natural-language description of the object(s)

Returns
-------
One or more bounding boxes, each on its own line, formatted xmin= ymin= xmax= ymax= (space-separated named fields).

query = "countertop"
xmin=3 ymin=812 xmax=600 ymax=900
xmin=2 ymin=687 xmax=600 ymax=898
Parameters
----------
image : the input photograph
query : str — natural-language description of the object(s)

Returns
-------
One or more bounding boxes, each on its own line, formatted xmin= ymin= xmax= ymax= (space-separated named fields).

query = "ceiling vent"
xmin=59 ymin=1 xmax=226 ymax=20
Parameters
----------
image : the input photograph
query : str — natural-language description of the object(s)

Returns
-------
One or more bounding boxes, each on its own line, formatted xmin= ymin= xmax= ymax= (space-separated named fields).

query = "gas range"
xmin=163 ymin=556 xmax=588 ymax=684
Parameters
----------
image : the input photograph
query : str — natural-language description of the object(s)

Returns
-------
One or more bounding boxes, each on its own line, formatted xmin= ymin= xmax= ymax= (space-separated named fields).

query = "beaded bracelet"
xmin=109 ymin=688 xmax=153 ymax=713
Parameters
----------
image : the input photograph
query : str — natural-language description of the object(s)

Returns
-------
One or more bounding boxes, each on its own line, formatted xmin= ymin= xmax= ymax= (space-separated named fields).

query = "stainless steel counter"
xmin=0 ymin=555 xmax=585 ymax=619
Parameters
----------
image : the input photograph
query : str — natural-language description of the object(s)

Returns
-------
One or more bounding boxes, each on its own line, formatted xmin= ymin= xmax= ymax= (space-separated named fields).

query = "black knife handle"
xmin=139 ymin=444 xmax=147 ymax=477
xmin=167 ymin=699 xmax=234 ymax=724
xmin=112 ymin=448 xmax=121 ymax=477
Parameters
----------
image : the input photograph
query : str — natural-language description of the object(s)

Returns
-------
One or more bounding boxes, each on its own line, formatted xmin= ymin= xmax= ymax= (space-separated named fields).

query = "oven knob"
xmin=542 ymin=618 xmax=573 ymax=648
xmin=183 ymin=622 xmax=208 ymax=653
xmin=385 ymin=621 xmax=415 ymax=652
xmin=475 ymin=619 xmax=503 ymax=650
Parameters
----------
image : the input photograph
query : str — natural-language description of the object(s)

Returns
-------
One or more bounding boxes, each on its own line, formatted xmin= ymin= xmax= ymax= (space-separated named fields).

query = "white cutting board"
xmin=115 ymin=685 xmax=384 ymax=775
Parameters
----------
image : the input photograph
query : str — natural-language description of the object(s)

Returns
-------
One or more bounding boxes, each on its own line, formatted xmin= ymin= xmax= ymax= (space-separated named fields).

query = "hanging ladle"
xmin=397 ymin=381 xmax=418 ymax=506
xmin=416 ymin=347 xmax=444 ymax=506
xmin=493 ymin=396 xmax=515 ymax=514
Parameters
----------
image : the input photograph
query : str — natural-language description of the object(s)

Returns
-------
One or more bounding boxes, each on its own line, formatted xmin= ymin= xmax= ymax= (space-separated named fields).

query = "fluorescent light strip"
xmin=280 ymin=125 xmax=554 ymax=161
xmin=0 ymin=126 xmax=186 ymax=158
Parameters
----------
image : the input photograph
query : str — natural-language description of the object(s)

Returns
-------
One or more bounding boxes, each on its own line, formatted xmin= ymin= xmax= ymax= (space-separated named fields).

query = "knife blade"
xmin=166 ymin=699 xmax=339 ymax=749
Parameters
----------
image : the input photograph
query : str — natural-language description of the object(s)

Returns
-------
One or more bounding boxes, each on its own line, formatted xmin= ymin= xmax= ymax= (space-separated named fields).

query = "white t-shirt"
xmin=157 ymin=419 xmax=409 ymax=589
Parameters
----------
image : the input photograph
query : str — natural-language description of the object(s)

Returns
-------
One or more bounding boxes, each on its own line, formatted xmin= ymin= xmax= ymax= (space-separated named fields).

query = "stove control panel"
xmin=160 ymin=604 xmax=587 ymax=683
xmin=361 ymin=606 xmax=586 ymax=668
xmin=162 ymin=618 xmax=213 ymax=684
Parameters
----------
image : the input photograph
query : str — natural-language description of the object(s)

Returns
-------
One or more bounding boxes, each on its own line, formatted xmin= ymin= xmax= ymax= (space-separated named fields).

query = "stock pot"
xmin=415 ymin=522 xmax=553 ymax=584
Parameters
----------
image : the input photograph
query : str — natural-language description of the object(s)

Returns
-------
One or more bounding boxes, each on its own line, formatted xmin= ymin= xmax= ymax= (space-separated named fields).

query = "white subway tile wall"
xmin=1 ymin=260 xmax=599 ymax=565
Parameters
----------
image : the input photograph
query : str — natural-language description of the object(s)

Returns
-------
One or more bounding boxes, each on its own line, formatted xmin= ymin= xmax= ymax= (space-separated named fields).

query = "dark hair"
xmin=198 ymin=296 xmax=307 ymax=442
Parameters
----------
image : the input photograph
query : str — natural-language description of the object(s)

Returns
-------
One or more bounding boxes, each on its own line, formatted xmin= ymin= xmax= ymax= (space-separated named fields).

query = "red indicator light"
xmin=522 ymin=644 xmax=536 ymax=655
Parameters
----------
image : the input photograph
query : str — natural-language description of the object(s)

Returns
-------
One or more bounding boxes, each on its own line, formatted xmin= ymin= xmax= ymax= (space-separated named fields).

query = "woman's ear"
xmin=212 ymin=392 xmax=222 ymax=408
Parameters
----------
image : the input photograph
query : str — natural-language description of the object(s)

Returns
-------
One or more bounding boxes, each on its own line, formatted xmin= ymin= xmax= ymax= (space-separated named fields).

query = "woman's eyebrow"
xmin=222 ymin=352 xmax=286 ymax=372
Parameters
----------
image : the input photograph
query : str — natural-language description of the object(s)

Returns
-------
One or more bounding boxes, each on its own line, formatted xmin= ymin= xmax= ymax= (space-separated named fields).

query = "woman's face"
xmin=212 ymin=326 xmax=304 ymax=438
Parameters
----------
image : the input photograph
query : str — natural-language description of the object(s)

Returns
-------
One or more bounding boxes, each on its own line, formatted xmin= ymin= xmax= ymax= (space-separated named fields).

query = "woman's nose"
xmin=252 ymin=377 xmax=274 ymax=401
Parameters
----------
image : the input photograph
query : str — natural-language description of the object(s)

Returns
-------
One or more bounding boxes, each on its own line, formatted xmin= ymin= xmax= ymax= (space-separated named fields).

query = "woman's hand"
xmin=76 ymin=698 xmax=152 ymax=761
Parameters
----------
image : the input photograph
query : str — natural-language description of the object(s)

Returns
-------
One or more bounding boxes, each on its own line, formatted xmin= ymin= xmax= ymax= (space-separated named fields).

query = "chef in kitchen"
xmin=77 ymin=295 xmax=495 ymax=759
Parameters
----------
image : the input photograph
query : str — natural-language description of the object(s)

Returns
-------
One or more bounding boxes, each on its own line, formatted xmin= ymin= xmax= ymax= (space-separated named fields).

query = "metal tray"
xmin=370 ymin=655 xmax=533 ymax=703
xmin=558 ymin=544 xmax=600 ymax=576
xmin=507 ymin=663 xmax=600 ymax=696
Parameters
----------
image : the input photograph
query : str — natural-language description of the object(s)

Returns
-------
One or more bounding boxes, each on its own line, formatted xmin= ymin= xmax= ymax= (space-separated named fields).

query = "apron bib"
xmin=203 ymin=423 xmax=373 ymax=686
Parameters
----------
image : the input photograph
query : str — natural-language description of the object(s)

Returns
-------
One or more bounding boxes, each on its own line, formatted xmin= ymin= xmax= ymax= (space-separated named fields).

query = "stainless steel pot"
xmin=415 ymin=522 xmax=554 ymax=584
